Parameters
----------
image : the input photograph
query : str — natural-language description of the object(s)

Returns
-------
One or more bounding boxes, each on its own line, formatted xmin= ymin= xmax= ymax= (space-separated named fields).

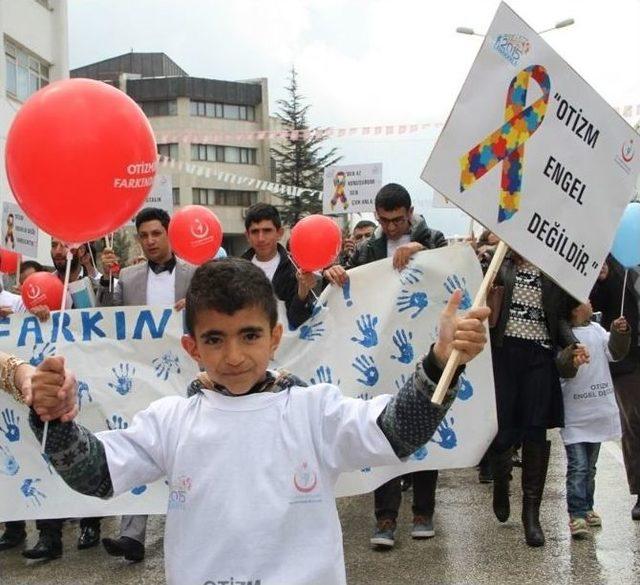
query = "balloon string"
xmin=41 ymin=249 xmax=73 ymax=455
xmin=621 ymin=268 xmax=628 ymax=318
xmin=286 ymin=252 xmax=320 ymax=303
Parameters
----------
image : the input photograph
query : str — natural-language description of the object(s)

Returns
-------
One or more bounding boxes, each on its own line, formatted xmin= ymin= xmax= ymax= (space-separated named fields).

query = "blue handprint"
xmin=108 ymin=363 xmax=136 ymax=396
xmin=20 ymin=478 xmax=46 ymax=507
xmin=152 ymin=351 xmax=181 ymax=381
xmin=352 ymin=355 xmax=379 ymax=387
xmin=131 ymin=485 xmax=147 ymax=496
xmin=444 ymin=275 xmax=472 ymax=310
xmin=311 ymin=301 xmax=328 ymax=320
xmin=356 ymin=391 xmax=372 ymax=401
xmin=29 ymin=342 xmax=56 ymax=366
xmin=410 ymin=444 xmax=429 ymax=461
xmin=390 ymin=329 xmax=414 ymax=364
xmin=0 ymin=408 xmax=20 ymax=442
xmin=431 ymin=417 xmax=457 ymax=449
xmin=394 ymin=374 xmax=408 ymax=392
xmin=399 ymin=265 xmax=424 ymax=286
xmin=299 ymin=321 xmax=325 ymax=341
xmin=458 ymin=374 xmax=474 ymax=401
xmin=350 ymin=314 xmax=379 ymax=348
xmin=310 ymin=365 xmax=339 ymax=385
xmin=0 ymin=442 xmax=19 ymax=476
xmin=106 ymin=414 xmax=129 ymax=430
xmin=396 ymin=289 xmax=428 ymax=319
xmin=77 ymin=381 xmax=93 ymax=411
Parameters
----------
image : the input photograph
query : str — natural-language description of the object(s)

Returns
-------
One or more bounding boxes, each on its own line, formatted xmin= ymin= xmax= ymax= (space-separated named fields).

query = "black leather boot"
xmin=521 ymin=440 xmax=551 ymax=547
xmin=489 ymin=448 xmax=513 ymax=522
xmin=22 ymin=530 xmax=62 ymax=560
xmin=0 ymin=521 xmax=27 ymax=551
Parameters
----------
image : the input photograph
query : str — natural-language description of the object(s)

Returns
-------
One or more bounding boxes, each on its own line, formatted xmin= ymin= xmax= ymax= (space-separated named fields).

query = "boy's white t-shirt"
xmin=560 ymin=322 xmax=622 ymax=445
xmin=386 ymin=234 xmax=411 ymax=258
xmin=251 ymin=253 xmax=281 ymax=282
xmin=97 ymin=384 xmax=399 ymax=585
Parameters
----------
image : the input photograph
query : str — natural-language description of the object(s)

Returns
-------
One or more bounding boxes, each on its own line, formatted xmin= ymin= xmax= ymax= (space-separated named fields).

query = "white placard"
xmin=130 ymin=174 xmax=173 ymax=224
xmin=322 ymin=163 xmax=382 ymax=215
xmin=421 ymin=2 xmax=640 ymax=301
xmin=1 ymin=202 xmax=39 ymax=258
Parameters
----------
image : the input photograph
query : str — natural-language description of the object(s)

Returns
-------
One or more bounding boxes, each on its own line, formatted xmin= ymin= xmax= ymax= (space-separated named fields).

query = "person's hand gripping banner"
xmin=459 ymin=65 xmax=551 ymax=222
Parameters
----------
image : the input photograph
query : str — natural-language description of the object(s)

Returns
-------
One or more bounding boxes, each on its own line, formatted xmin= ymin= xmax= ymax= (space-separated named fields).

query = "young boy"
xmin=557 ymin=299 xmax=630 ymax=539
xmin=29 ymin=258 xmax=489 ymax=585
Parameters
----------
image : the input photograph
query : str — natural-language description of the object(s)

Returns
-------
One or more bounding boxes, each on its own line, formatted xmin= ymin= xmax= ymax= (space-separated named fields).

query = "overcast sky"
xmin=68 ymin=0 xmax=640 ymax=235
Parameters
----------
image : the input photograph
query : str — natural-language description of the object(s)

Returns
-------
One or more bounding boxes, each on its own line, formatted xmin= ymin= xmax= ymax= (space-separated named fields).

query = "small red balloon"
xmin=5 ymin=78 xmax=157 ymax=243
xmin=21 ymin=272 xmax=64 ymax=311
xmin=0 ymin=248 xmax=21 ymax=274
xmin=168 ymin=206 xmax=223 ymax=265
xmin=289 ymin=215 xmax=342 ymax=272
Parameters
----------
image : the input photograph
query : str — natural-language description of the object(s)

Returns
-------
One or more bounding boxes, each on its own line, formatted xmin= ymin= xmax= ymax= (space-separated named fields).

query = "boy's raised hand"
xmin=433 ymin=289 xmax=490 ymax=368
xmin=571 ymin=343 xmax=590 ymax=367
xmin=31 ymin=356 xmax=79 ymax=422
xmin=612 ymin=316 xmax=629 ymax=333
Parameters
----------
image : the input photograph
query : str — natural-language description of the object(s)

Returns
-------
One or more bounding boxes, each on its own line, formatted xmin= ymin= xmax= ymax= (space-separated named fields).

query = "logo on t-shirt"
xmin=168 ymin=475 xmax=192 ymax=510
xmin=293 ymin=461 xmax=318 ymax=493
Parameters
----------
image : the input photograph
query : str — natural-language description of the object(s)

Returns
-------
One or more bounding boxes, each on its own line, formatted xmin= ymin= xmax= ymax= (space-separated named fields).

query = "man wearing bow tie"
xmin=97 ymin=207 xmax=196 ymax=561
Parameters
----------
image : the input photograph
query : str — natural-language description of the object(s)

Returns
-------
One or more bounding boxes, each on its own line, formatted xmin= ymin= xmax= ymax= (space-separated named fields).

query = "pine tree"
xmin=271 ymin=67 xmax=341 ymax=226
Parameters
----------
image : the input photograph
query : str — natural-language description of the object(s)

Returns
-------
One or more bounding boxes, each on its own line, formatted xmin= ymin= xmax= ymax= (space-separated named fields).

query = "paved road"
xmin=2 ymin=434 xmax=639 ymax=584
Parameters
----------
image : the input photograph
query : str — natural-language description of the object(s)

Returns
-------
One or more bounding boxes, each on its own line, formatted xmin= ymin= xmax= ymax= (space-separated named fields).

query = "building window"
xmin=193 ymin=188 xmax=257 ymax=207
xmin=157 ymin=143 xmax=179 ymax=160
xmin=190 ymin=100 xmax=255 ymax=121
xmin=5 ymin=40 xmax=49 ymax=102
xmin=139 ymin=100 xmax=177 ymax=117
xmin=190 ymin=144 xmax=257 ymax=165
xmin=172 ymin=188 xmax=180 ymax=206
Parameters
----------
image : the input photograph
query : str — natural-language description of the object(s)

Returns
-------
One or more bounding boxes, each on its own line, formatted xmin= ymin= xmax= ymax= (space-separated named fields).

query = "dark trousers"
xmin=565 ymin=442 xmax=600 ymax=518
xmin=35 ymin=517 xmax=101 ymax=537
xmin=374 ymin=470 xmax=438 ymax=521
xmin=614 ymin=370 xmax=640 ymax=494
xmin=4 ymin=521 xmax=25 ymax=533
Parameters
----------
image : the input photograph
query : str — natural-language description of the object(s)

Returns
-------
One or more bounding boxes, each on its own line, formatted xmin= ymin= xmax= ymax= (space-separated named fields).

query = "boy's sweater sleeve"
xmin=377 ymin=347 xmax=463 ymax=459
xmin=608 ymin=327 xmax=630 ymax=362
xmin=29 ymin=410 xmax=114 ymax=498
xmin=556 ymin=344 xmax=579 ymax=379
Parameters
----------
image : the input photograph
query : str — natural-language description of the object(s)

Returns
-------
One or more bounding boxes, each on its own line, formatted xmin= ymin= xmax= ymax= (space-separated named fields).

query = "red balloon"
xmin=289 ymin=215 xmax=342 ymax=272
xmin=0 ymin=248 xmax=21 ymax=274
xmin=5 ymin=78 xmax=157 ymax=243
xmin=21 ymin=272 xmax=64 ymax=311
xmin=168 ymin=206 xmax=223 ymax=265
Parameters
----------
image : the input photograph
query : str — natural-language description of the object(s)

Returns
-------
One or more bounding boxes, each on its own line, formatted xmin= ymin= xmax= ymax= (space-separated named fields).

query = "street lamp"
xmin=456 ymin=18 xmax=574 ymax=37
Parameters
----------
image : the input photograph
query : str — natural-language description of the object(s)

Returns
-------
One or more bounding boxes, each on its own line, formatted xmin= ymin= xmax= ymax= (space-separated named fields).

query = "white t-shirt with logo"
xmin=251 ymin=253 xmax=281 ymax=282
xmin=386 ymin=234 xmax=411 ymax=258
xmin=97 ymin=384 xmax=398 ymax=585
xmin=560 ymin=322 xmax=622 ymax=445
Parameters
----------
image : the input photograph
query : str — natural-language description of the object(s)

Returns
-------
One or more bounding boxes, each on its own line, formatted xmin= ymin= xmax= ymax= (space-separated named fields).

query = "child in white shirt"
xmin=557 ymin=299 xmax=629 ymax=538
xmin=28 ymin=258 xmax=490 ymax=585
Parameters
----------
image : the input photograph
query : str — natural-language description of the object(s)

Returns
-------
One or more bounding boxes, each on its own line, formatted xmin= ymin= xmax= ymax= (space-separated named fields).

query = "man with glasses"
xmin=322 ymin=183 xmax=447 ymax=550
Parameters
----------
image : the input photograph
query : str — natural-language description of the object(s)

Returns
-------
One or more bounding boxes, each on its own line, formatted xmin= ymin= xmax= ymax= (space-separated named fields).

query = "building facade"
xmin=72 ymin=52 xmax=278 ymax=255
xmin=0 ymin=0 xmax=68 ymax=263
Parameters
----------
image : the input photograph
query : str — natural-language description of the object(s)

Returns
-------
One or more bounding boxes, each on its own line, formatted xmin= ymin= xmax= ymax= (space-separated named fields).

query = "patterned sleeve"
xmin=377 ymin=348 xmax=463 ymax=459
xmin=29 ymin=410 xmax=113 ymax=498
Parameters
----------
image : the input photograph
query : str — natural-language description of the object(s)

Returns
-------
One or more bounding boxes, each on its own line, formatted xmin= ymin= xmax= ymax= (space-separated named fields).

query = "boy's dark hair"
xmin=185 ymin=258 xmax=278 ymax=335
xmin=135 ymin=207 xmax=171 ymax=232
xmin=244 ymin=203 xmax=282 ymax=231
xmin=375 ymin=183 xmax=412 ymax=212
xmin=353 ymin=219 xmax=377 ymax=231
xmin=20 ymin=260 xmax=45 ymax=274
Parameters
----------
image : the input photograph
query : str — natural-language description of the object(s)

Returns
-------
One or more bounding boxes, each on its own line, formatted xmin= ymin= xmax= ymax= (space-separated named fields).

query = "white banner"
xmin=322 ymin=163 xmax=382 ymax=215
xmin=0 ymin=245 xmax=496 ymax=519
xmin=421 ymin=2 xmax=640 ymax=301
xmin=1 ymin=201 xmax=39 ymax=259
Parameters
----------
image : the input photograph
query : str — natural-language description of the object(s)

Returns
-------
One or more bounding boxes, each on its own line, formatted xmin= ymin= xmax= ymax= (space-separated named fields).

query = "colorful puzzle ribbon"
xmin=460 ymin=65 xmax=551 ymax=222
